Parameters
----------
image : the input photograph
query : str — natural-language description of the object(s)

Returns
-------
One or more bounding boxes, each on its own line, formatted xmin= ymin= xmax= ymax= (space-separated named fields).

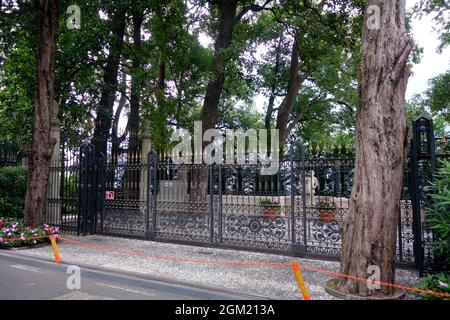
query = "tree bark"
xmin=124 ymin=9 xmax=144 ymax=199
xmin=23 ymin=0 xmax=59 ymax=227
xmin=93 ymin=7 xmax=127 ymax=159
xmin=264 ymin=36 xmax=282 ymax=130
xmin=275 ymin=30 xmax=308 ymax=147
xmin=190 ymin=0 xmax=239 ymax=202
xmin=128 ymin=8 xmax=144 ymax=156
xmin=200 ymin=0 xmax=239 ymax=133
xmin=111 ymin=70 xmax=127 ymax=165
xmin=156 ymin=50 xmax=167 ymax=144
xmin=275 ymin=1 xmax=327 ymax=146
xmin=337 ymin=0 xmax=413 ymax=297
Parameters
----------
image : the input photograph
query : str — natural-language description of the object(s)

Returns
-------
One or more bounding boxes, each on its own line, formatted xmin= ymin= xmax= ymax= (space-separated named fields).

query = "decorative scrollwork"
xmin=225 ymin=214 xmax=287 ymax=241
xmin=101 ymin=209 xmax=145 ymax=236
xmin=156 ymin=212 xmax=209 ymax=240
xmin=312 ymin=220 xmax=341 ymax=243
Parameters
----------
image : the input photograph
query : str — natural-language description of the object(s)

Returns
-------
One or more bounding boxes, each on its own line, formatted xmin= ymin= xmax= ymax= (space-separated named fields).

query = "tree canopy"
xmin=0 ymin=0 xmax=439 ymax=154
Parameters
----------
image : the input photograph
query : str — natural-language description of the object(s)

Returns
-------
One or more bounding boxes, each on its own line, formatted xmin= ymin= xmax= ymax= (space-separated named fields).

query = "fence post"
xmin=290 ymin=144 xmax=296 ymax=245
xmin=146 ymin=151 xmax=157 ymax=239
xmin=410 ymin=116 xmax=436 ymax=273
xmin=209 ymin=164 xmax=214 ymax=243
xmin=218 ymin=164 xmax=223 ymax=243
xmin=95 ymin=153 xmax=106 ymax=234
xmin=290 ymin=144 xmax=306 ymax=256
xmin=78 ymin=143 xmax=91 ymax=235
xmin=301 ymin=144 xmax=308 ymax=248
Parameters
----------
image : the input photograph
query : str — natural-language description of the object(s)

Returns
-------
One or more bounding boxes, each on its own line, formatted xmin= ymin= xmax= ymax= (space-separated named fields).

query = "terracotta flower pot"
xmin=318 ymin=209 xmax=336 ymax=223
xmin=263 ymin=207 xmax=279 ymax=220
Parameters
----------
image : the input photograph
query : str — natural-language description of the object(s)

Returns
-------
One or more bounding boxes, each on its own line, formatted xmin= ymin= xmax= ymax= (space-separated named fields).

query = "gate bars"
xmin=45 ymin=116 xmax=447 ymax=273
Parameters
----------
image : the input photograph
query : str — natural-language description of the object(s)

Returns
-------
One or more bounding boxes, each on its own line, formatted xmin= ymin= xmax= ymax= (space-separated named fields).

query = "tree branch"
xmin=236 ymin=0 xmax=273 ymax=22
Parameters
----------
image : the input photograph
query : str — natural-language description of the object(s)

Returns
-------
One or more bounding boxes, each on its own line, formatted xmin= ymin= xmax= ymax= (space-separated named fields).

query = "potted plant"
xmin=260 ymin=199 xmax=280 ymax=220
xmin=315 ymin=200 xmax=337 ymax=223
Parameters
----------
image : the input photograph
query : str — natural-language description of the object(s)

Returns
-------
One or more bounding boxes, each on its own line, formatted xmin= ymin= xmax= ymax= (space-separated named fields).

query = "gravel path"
xmin=11 ymin=235 xmax=422 ymax=300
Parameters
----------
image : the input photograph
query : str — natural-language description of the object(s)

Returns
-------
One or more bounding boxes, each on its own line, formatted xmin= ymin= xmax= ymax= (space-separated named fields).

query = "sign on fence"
xmin=105 ymin=191 xmax=115 ymax=200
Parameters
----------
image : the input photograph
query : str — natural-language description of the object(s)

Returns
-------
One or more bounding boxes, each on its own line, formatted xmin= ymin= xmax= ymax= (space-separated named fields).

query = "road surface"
xmin=0 ymin=251 xmax=266 ymax=300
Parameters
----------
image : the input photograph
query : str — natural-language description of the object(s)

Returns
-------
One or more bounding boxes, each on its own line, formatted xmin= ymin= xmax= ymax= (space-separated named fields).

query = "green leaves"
xmin=0 ymin=166 xmax=28 ymax=219
xmin=417 ymin=272 xmax=450 ymax=300
xmin=406 ymin=71 xmax=450 ymax=137
xmin=427 ymin=160 xmax=450 ymax=268
xmin=413 ymin=0 xmax=450 ymax=53
xmin=426 ymin=72 xmax=450 ymax=123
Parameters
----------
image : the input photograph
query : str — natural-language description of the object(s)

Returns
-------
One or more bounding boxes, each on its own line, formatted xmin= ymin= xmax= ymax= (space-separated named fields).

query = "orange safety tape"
xmin=60 ymin=236 xmax=291 ymax=267
xmin=297 ymin=262 xmax=450 ymax=298
xmin=20 ymin=236 xmax=438 ymax=299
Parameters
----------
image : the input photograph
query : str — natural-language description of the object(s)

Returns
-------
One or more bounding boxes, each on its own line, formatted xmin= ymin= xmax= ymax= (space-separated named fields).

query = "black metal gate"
xmin=77 ymin=143 xmax=105 ymax=235
xmin=409 ymin=116 xmax=443 ymax=273
xmin=44 ymin=116 xmax=448 ymax=273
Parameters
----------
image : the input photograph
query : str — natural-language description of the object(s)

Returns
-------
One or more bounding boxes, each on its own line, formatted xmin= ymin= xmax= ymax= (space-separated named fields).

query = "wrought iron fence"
xmin=0 ymin=141 xmax=24 ymax=167
xmin=42 ymin=116 xmax=448 ymax=273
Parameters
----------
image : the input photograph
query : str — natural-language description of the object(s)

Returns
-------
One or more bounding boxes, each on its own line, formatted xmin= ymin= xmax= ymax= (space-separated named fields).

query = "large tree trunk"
xmin=156 ymin=51 xmax=167 ymax=145
xmin=275 ymin=1 xmax=326 ymax=148
xmin=264 ymin=36 xmax=282 ymax=130
xmin=124 ymin=9 xmax=144 ymax=200
xmin=200 ymin=0 xmax=238 ymax=132
xmin=93 ymin=7 xmax=127 ymax=159
xmin=111 ymin=70 xmax=127 ymax=165
xmin=23 ymin=0 xmax=59 ymax=227
xmin=128 ymin=9 xmax=144 ymax=156
xmin=190 ymin=0 xmax=238 ymax=202
xmin=337 ymin=0 xmax=413 ymax=297
xmin=275 ymin=31 xmax=304 ymax=146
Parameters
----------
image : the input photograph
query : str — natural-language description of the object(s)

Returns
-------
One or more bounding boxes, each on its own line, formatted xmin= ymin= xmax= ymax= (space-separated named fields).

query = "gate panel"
xmin=299 ymin=146 xmax=354 ymax=258
xmin=153 ymin=160 xmax=212 ymax=243
xmin=218 ymin=159 xmax=295 ymax=253
xmin=77 ymin=143 xmax=97 ymax=235
xmin=45 ymin=148 xmax=80 ymax=234
xmin=99 ymin=147 xmax=147 ymax=237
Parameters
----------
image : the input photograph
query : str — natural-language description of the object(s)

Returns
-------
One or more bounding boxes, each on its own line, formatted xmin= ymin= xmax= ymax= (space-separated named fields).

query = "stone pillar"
xmin=139 ymin=121 xmax=152 ymax=213
xmin=46 ymin=101 xmax=61 ymax=225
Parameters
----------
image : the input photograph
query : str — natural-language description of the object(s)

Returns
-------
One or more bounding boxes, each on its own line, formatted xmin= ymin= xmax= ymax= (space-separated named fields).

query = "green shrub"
xmin=418 ymin=160 xmax=450 ymax=300
xmin=417 ymin=273 xmax=450 ymax=300
xmin=0 ymin=166 xmax=28 ymax=219
xmin=428 ymin=160 xmax=450 ymax=268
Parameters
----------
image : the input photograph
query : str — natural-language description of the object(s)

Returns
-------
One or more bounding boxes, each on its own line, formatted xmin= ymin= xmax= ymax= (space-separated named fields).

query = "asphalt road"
xmin=0 ymin=251 xmax=264 ymax=300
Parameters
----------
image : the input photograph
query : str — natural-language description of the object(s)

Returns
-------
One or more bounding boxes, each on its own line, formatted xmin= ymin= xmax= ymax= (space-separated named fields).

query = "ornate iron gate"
xmin=77 ymin=143 xmax=105 ymax=235
xmin=44 ymin=117 xmax=447 ymax=273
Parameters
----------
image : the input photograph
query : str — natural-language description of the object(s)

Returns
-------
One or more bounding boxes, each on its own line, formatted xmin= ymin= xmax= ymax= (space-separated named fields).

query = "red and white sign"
xmin=105 ymin=191 xmax=115 ymax=200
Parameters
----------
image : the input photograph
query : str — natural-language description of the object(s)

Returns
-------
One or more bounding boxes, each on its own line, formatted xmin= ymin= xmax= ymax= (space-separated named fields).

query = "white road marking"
xmin=54 ymin=291 xmax=115 ymax=300
xmin=10 ymin=264 xmax=50 ymax=275
xmin=95 ymin=282 xmax=157 ymax=297
xmin=101 ymin=263 xmax=150 ymax=274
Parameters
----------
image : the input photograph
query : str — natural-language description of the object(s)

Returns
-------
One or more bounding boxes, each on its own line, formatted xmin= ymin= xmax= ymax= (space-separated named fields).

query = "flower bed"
xmin=0 ymin=217 xmax=60 ymax=249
